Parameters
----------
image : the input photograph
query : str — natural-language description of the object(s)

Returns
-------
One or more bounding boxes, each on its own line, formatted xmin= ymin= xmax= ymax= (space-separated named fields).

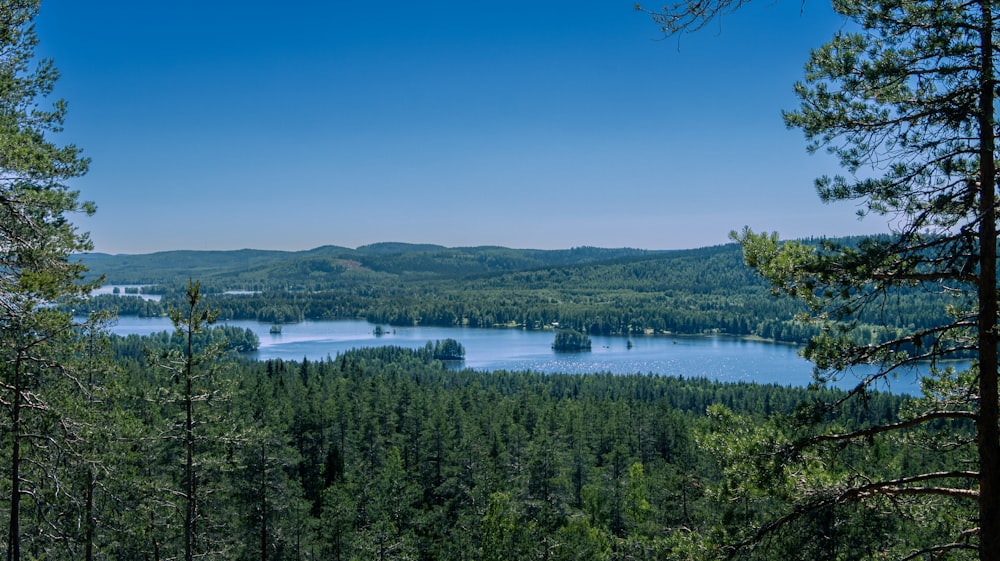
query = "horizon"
xmin=81 ymin=233 xmax=888 ymax=257
xmin=39 ymin=1 xmax=887 ymax=254
xmin=81 ymin=240 xmax=694 ymax=256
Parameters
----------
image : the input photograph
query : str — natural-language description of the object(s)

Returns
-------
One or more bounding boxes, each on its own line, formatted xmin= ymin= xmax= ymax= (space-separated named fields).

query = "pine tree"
xmin=643 ymin=0 xmax=999 ymax=556
xmin=150 ymin=280 xmax=236 ymax=561
xmin=0 ymin=1 xmax=95 ymax=559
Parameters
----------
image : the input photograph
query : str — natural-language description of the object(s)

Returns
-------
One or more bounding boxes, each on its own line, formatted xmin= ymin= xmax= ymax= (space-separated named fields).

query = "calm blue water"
xmin=107 ymin=316 xmax=935 ymax=394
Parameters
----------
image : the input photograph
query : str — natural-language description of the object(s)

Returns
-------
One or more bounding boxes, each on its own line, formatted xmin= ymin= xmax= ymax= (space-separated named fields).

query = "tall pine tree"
xmin=643 ymin=0 xmax=1000 ymax=556
xmin=0 ymin=1 xmax=95 ymax=559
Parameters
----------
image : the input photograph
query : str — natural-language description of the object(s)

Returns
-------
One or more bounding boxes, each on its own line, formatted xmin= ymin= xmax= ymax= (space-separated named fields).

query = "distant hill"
xmin=78 ymin=243 xmax=659 ymax=287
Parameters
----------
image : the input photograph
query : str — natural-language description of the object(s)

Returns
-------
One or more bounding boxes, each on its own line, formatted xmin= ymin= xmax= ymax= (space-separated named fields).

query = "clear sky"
xmin=35 ymin=0 xmax=884 ymax=254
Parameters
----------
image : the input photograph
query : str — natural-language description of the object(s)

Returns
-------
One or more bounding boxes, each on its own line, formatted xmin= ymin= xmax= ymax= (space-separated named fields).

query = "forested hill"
xmin=79 ymin=243 xmax=657 ymax=285
xmin=77 ymin=239 xmax=943 ymax=343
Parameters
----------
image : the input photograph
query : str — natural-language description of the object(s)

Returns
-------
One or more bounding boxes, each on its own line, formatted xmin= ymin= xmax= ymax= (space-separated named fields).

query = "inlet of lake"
xmin=106 ymin=315 xmax=946 ymax=395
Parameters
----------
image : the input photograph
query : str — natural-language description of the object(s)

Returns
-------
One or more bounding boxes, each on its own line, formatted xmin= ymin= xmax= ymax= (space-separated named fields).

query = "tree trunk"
xmin=977 ymin=2 xmax=1000 ymax=559
xmin=85 ymin=468 xmax=94 ymax=561
xmin=260 ymin=443 xmax=269 ymax=561
xmin=185 ymin=314 xmax=196 ymax=561
xmin=7 ymin=358 xmax=22 ymax=561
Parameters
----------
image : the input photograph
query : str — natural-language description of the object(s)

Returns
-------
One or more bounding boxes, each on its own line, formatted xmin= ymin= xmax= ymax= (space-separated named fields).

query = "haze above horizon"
xmin=38 ymin=1 xmax=885 ymax=255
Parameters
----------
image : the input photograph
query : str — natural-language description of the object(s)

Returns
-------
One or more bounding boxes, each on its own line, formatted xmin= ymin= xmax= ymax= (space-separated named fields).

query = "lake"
xmin=107 ymin=316 xmax=933 ymax=395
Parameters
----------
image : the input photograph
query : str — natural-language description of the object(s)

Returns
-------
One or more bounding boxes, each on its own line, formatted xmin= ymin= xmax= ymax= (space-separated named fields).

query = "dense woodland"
xmin=26 ymin=323 xmax=944 ymax=561
xmin=3 ymin=0 xmax=997 ymax=557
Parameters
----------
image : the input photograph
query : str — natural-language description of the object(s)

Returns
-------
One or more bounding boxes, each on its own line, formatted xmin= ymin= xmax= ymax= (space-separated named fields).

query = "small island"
xmin=431 ymin=338 xmax=466 ymax=361
xmin=552 ymin=329 xmax=592 ymax=352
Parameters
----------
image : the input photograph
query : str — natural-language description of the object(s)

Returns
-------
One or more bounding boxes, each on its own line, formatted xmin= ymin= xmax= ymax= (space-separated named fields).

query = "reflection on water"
xmin=106 ymin=316 xmax=942 ymax=395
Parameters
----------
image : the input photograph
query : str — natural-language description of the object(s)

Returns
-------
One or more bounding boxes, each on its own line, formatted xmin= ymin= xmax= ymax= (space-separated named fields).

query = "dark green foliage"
xmin=4 ymin=310 xmax=953 ymax=561
xmin=0 ymin=2 xmax=98 ymax=560
xmin=108 ymin=324 xmax=258 ymax=362
xmin=430 ymin=338 xmax=465 ymax=360
xmin=645 ymin=0 xmax=1000 ymax=553
xmin=552 ymin=329 xmax=592 ymax=351
xmin=715 ymin=0 xmax=1000 ymax=552
xmin=0 ymin=0 xmax=981 ymax=556
xmin=210 ymin=347 xmax=923 ymax=561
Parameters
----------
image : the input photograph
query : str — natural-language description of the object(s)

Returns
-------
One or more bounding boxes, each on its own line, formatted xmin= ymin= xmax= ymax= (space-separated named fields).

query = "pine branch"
xmin=732 ymin=471 xmax=979 ymax=554
xmin=801 ymin=410 xmax=978 ymax=447
xmin=898 ymin=528 xmax=979 ymax=561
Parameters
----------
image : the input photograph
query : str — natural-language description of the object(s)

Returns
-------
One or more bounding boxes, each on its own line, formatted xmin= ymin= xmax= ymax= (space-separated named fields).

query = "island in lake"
xmin=552 ymin=329 xmax=592 ymax=351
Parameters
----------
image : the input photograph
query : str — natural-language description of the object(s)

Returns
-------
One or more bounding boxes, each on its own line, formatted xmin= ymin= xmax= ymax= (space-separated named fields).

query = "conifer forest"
xmin=3 ymin=0 xmax=1000 ymax=559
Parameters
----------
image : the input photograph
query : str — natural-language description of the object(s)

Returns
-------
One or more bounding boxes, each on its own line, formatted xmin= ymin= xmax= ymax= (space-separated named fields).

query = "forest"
xmin=74 ymin=240 xmax=952 ymax=348
xmin=21 ymin=315 xmax=946 ymax=561
xmin=3 ymin=0 xmax=998 ymax=557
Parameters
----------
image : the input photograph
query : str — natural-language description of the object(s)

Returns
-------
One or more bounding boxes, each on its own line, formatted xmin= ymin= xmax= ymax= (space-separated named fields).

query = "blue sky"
xmin=36 ymin=0 xmax=883 ymax=254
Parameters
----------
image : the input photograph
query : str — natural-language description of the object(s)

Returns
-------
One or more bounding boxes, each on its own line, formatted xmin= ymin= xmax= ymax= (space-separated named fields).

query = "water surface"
xmin=109 ymin=316 xmax=932 ymax=394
